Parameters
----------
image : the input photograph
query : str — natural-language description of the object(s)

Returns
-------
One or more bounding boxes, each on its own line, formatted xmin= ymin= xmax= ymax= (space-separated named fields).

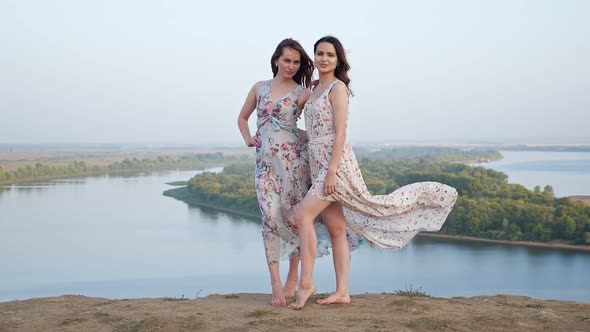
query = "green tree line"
xmin=358 ymin=159 xmax=590 ymax=244
xmin=177 ymin=158 xmax=590 ymax=245
xmin=184 ymin=163 xmax=261 ymax=217
xmin=0 ymin=153 xmax=251 ymax=184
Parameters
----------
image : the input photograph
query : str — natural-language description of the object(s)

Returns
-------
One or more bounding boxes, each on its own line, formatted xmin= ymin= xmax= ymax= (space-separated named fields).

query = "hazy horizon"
xmin=2 ymin=135 xmax=590 ymax=152
xmin=2 ymin=1 xmax=589 ymax=145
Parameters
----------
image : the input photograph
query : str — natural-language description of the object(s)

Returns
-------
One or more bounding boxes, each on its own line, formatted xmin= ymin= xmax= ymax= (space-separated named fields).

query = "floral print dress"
xmin=255 ymin=80 xmax=346 ymax=263
xmin=304 ymin=80 xmax=458 ymax=249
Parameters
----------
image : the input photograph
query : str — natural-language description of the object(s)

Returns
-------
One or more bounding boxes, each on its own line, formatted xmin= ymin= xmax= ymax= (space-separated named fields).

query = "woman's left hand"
xmin=324 ymin=170 xmax=337 ymax=196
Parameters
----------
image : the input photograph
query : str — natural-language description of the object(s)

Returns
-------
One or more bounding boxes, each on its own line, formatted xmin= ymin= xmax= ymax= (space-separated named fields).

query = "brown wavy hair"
xmin=270 ymin=38 xmax=314 ymax=88
xmin=314 ymin=36 xmax=353 ymax=96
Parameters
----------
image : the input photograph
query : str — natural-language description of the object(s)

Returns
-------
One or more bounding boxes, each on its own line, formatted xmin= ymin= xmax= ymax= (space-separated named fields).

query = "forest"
xmin=169 ymin=148 xmax=590 ymax=245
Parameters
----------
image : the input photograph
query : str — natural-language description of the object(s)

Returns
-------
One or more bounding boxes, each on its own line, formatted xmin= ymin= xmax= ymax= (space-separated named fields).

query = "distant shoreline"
xmin=163 ymin=187 xmax=260 ymax=220
xmin=454 ymin=156 xmax=503 ymax=164
xmin=418 ymin=233 xmax=590 ymax=252
xmin=569 ymin=195 xmax=590 ymax=205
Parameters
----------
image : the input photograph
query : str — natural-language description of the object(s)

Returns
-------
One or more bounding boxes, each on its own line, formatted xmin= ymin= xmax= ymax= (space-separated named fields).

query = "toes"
xmin=272 ymin=297 xmax=287 ymax=306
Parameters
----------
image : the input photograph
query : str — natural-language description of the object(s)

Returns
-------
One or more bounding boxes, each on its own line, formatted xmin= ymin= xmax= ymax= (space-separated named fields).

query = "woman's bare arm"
xmin=324 ymin=82 xmax=349 ymax=195
xmin=237 ymin=82 xmax=263 ymax=148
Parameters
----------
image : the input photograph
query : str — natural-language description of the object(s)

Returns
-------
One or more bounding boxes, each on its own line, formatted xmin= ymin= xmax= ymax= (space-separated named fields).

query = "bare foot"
xmin=283 ymin=277 xmax=298 ymax=299
xmin=288 ymin=282 xmax=317 ymax=310
xmin=271 ymin=283 xmax=286 ymax=307
xmin=316 ymin=291 xmax=351 ymax=305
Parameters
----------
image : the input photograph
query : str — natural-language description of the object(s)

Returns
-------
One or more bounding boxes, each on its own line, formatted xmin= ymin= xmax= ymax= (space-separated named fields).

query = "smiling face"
xmin=275 ymin=47 xmax=301 ymax=79
xmin=314 ymin=42 xmax=338 ymax=74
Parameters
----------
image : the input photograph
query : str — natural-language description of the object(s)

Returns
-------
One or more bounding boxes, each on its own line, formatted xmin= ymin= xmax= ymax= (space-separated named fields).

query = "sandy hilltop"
xmin=1 ymin=293 xmax=589 ymax=332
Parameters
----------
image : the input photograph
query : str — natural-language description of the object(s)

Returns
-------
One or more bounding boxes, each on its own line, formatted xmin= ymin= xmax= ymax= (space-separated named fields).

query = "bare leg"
xmin=268 ymin=261 xmax=286 ymax=306
xmin=284 ymin=255 xmax=299 ymax=299
xmin=317 ymin=202 xmax=351 ymax=305
xmin=289 ymin=195 xmax=331 ymax=310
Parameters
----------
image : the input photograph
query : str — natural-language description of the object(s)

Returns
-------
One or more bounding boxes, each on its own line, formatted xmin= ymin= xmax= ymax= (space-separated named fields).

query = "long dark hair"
xmin=270 ymin=38 xmax=313 ymax=88
xmin=314 ymin=36 xmax=353 ymax=95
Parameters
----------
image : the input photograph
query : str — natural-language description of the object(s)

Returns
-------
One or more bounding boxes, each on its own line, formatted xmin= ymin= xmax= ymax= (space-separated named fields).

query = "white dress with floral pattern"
xmin=304 ymin=80 xmax=458 ymax=249
xmin=255 ymin=80 xmax=357 ymax=263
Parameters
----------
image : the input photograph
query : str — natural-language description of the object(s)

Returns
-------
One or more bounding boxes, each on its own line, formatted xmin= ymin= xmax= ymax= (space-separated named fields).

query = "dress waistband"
xmin=257 ymin=115 xmax=299 ymax=138
xmin=308 ymin=133 xmax=335 ymax=144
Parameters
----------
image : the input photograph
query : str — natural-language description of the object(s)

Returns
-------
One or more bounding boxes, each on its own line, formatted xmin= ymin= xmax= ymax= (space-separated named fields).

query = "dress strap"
xmin=324 ymin=80 xmax=344 ymax=100
xmin=326 ymin=80 xmax=350 ymax=104
xmin=328 ymin=79 xmax=340 ymax=91
xmin=255 ymin=80 xmax=271 ymax=106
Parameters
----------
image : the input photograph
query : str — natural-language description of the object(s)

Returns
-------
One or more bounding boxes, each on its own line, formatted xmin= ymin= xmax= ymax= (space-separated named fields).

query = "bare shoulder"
xmin=329 ymin=81 xmax=350 ymax=102
xmin=333 ymin=80 xmax=349 ymax=92
xmin=252 ymin=80 xmax=265 ymax=95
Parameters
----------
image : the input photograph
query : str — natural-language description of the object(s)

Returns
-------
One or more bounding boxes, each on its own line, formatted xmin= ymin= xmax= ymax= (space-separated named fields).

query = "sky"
xmin=1 ymin=0 xmax=589 ymax=145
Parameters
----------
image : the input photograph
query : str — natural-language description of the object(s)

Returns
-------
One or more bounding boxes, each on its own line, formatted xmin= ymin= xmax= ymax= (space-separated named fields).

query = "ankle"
xmin=299 ymin=279 xmax=315 ymax=289
xmin=335 ymin=288 xmax=350 ymax=296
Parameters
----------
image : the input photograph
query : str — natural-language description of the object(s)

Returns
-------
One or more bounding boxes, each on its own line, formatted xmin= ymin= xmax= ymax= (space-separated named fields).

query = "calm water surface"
xmin=1 ymin=157 xmax=589 ymax=302
xmin=478 ymin=150 xmax=590 ymax=196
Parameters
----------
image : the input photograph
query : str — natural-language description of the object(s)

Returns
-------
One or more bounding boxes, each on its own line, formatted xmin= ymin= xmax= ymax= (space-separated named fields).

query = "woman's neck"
xmin=273 ymin=75 xmax=294 ymax=84
xmin=318 ymin=72 xmax=336 ymax=85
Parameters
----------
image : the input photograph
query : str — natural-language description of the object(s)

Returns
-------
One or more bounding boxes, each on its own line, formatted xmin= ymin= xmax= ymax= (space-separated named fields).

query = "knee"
xmin=327 ymin=222 xmax=347 ymax=239
xmin=295 ymin=210 xmax=311 ymax=229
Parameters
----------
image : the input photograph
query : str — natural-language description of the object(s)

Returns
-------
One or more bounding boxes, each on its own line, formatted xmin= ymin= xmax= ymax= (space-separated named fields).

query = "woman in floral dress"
xmin=238 ymin=38 xmax=346 ymax=306
xmin=289 ymin=36 xmax=459 ymax=309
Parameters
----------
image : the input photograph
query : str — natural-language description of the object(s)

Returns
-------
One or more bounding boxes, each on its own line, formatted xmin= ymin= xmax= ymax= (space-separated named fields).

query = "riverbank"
xmin=1 ymin=293 xmax=588 ymax=331
xmin=0 ymin=166 xmax=220 ymax=186
xmin=455 ymin=155 xmax=503 ymax=164
xmin=166 ymin=186 xmax=590 ymax=252
xmin=163 ymin=186 xmax=261 ymax=220
xmin=418 ymin=233 xmax=590 ymax=252
xmin=0 ymin=148 xmax=252 ymax=185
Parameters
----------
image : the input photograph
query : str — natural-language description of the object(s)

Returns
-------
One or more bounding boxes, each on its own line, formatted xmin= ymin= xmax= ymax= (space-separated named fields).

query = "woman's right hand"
xmin=324 ymin=169 xmax=338 ymax=196
xmin=245 ymin=135 xmax=261 ymax=148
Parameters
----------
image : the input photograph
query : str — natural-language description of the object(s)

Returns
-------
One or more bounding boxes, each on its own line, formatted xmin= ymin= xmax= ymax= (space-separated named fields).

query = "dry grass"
xmin=388 ymin=285 xmax=431 ymax=298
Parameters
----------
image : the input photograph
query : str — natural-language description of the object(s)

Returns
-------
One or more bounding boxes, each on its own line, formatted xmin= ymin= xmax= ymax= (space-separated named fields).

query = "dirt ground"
xmin=1 ymin=293 xmax=589 ymax=332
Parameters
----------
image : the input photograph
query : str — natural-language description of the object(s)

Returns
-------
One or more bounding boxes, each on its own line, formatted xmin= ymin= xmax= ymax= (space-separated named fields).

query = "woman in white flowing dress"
xmin=289 ymin=36 xmax=458 ymax=310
